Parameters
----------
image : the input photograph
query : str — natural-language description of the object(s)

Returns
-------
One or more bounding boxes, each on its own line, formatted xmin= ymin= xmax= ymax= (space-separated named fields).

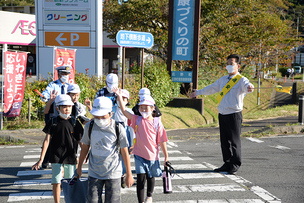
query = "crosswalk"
xmin=7 ymin=141 xmax=281 ymax=202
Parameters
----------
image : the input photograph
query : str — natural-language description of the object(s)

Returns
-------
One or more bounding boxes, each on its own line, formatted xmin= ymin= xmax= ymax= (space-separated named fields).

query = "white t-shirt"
xmin=81 ymin=119 xmax=128 ymax=179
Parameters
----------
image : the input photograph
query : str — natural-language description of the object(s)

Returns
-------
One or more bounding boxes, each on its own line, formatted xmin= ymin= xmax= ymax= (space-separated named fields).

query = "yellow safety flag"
xmin=275 ymin=85 xmax=292 ymax=95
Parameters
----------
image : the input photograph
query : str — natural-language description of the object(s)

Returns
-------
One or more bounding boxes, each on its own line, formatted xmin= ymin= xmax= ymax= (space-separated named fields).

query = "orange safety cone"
xmin=284 ymin=75 xmax=287 ymax=82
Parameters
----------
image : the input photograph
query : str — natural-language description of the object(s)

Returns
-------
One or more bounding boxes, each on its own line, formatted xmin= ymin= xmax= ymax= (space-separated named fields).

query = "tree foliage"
xmin=103 ymin=0 xmax=298 ymax=75
xmin=0 ymin=0 xmax=35 ymax=6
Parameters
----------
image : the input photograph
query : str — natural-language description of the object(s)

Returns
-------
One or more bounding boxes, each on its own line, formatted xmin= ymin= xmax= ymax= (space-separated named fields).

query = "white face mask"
xmin=59 ymin=111 xmax=70 ymax=119
xmin=60 ymin=75 xmax=69 ymax=83
xmin=140 ymin=111 xmax=152 ymax=119
xmin=226 ymin=65 xmax=236 ymax=74
xmin=94 ymin=118 xmax=110 ymax=128
xmin=107 ymin=86 xmax=113 ymax=93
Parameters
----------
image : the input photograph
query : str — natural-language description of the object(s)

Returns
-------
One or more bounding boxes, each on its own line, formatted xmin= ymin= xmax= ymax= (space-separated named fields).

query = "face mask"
xmin=140 ymin=111 xmax=152 ymax=119
xmin=59 ymin=111 xmax=70 ymax=119
xmin=107 ymin=86 xmax=113 ymax=93
xmin=226 ymin=65 xmax=236 ymax=74
xmin=94 ymin=118 xmax=110 ymax=128
xmin=60 ymin=75 xmax=69 ymax=83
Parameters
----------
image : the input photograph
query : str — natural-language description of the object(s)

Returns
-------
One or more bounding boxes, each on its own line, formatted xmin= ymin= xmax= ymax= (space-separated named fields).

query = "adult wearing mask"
xmin=190 ymin=54 xmax=254 ymax=175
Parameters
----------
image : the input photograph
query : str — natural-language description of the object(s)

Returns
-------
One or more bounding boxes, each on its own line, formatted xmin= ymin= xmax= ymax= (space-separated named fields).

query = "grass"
xmin=3 ymin=120 xmax=44 ymax=130
xmin=0 ymin=137 xmax=25 ymax=145
xmin=161 ymin=78 xmax=293 ymax=129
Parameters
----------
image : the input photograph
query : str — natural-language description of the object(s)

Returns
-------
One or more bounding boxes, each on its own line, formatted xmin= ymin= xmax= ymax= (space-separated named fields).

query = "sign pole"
xmin=122 ymin=47 xmax=125 ymax=89
xmin=167 ymin=0 xmax=174 ymax=75
xmin=141 ymin=48 xmax=144 ymax=88
xmin=192 ymin=0 xmax=201 ymax=90
xmin=1 ymin=44 xmax=7 ymax=130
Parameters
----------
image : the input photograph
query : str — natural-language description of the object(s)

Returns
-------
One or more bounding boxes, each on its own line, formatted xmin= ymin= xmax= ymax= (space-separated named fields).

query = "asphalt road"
xmin=0 ymin=134 xmax=303 ymax=202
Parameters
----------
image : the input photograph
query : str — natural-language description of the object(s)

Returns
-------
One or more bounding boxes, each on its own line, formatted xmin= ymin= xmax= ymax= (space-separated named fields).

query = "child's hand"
xmin=32 ymin=160 xmax=42 ymax=170
xmin=76 ymin=168 xmax=82 ymax=178
xmin=112 ymin=87 xmax=121 ymax=96
xmin=49 ymin=90 xmax=58 ymax=101
xmin=125 ymin=174 xmax=134 ymax=188
xmin=84 ymin=98 xmax=91 ymax=107
xmin=128 ymin=146 xmax=134 ymax=154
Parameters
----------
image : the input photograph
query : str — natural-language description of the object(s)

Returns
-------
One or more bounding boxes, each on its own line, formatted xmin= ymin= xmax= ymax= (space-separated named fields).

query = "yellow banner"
xmin=216 ymin=74 xmax=243 ymax=103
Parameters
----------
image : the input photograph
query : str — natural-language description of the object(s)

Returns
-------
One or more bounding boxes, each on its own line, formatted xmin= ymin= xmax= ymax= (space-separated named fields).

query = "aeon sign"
xmin=12 ymin=20 xmax=36 ymax=36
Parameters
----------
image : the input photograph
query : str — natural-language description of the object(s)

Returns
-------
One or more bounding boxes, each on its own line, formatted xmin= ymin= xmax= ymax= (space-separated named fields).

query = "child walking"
xmin=76 ymin=97 xmax=134 ymax=203
xmin=114 ymin=88 xmax=169 ymax=203
xmin=32 ymin=94 xmax=84 ymax=203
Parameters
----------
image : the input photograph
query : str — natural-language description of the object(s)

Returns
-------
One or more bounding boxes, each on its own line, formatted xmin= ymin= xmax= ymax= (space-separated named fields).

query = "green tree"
xmin=0 ymin=0 xmax=34 ymax=6
xmin=103 ymin=0 xmax=297 ymax=75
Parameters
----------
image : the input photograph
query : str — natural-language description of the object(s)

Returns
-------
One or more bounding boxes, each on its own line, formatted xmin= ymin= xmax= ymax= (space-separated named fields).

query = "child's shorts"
xmin=51 ymin=163 xmax=76 ymax=184
xmin=134 ymin=155 xmax=162 ymax=178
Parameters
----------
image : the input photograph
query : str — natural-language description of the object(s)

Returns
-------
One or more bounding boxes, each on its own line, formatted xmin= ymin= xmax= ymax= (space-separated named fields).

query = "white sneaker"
xmin=144 ymin=196 xmax=152 ymax=203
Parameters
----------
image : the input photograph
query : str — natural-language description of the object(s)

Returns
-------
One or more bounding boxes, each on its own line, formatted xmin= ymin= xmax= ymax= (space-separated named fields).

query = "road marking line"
xmin=23 ymin=155 xmax=40 ymax=159
xmin=251 ymin=186 xmax=281 ymax=202
xmin=167 ymin=141 xmax=178 ymax=148
xmin=20 ymin=162 xmax=36 ymax=167
xmin=17 ymin=168 xmax=88 ymax=176
xmin=274 ymin=145 xmax=290 ymax=150
xmin=7 ymin=191 xmax=64 ymax=202
xmin=121 ymin=183 xmax=246 ymax=194
xmin=154 ymin=200 xmax=264 ymax=203
xmin=246 ymin=137 xmax=264 ymax=143
xmin=13 ymin=178 xmax=88 ymax=186
xmin=0 ymin=146 xmax=24 ymax=149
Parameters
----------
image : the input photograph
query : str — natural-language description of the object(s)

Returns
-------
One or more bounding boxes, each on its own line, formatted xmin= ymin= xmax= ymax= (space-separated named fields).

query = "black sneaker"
xmin=121 ymin=176 xmax=126 ymax=188
xmin=214 ymin=163 xmax=230 ymax=172
xmin=228 ymin=164 xmax=239 ymax=175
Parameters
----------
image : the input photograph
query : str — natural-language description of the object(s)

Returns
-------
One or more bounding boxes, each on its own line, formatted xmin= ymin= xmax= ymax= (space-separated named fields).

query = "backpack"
xmin=133 ymin=116 xmax=161 ymax=145
xmin=85 ymin=120 xmax=120 ymax=162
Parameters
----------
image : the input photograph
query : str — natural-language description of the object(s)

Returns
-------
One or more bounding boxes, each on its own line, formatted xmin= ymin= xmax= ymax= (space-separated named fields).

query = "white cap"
xmin=139 ymin=95 xmax=155 ymax=106
xmin=55 ymin=94 xmax=74 ymax=106
xmin=121 ymin=89 xmax=130 ymax=99
xmin=56 ymin=65 xmax=71 ymax=74
xmin=106 ymin=73 xmax=118 ymax=89
xmin=67 ymin=84 xmax=81 ymax=93
xmin=139 ymin=88 xmax=150 ymax=98
xmin=91 ymin=97 xmax=113 ymax=116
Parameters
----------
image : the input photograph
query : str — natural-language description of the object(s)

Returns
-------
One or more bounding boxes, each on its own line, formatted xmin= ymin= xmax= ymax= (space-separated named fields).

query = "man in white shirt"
xmin=191 ymin=54 xmax=254 ymax=174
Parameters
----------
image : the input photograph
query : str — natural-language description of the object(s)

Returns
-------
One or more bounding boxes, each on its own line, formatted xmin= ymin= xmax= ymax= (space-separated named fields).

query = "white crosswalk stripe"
xmin=7 ymin=144 xmax=281 ymax=202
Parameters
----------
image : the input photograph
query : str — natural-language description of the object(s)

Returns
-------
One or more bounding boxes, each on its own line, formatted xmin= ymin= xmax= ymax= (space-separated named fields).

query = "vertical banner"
xmin=54 ymin=48 xmax=76 ymax=84
xmin=3 ymin=51 xmax=27 ymax=117
xmin=172 ymin=0 xmax=195 ymax=61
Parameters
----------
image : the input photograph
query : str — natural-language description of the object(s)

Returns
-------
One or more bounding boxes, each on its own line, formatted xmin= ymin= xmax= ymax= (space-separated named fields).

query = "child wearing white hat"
xmin=113 ymin=87 xmax=169 ymax=203
xmin=77 ymin=97 xmax=134 ymax=202
xmin=67 ymin=83 xmax=90 ymax=124
xmin=32 ymin=94 xmax=84 ymax=203
xmin=132 ymin=87 xmax=162 ymax=118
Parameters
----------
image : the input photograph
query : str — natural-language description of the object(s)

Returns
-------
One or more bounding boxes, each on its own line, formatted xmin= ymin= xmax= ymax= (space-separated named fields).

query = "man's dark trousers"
xmin=218 ymin=112 xmax=242 ymax=169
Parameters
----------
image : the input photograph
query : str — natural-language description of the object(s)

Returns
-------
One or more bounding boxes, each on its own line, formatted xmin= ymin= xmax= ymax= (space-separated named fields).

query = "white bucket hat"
xmin=121 ymin=89 xmax=130 ymax=99
xmin=139 ymin=95 xmax=155 ymax=106
xmin=139 ymin=88 xmax=151 ymax=98
xmin=55 ymin=94 xmax=74 ymax=106
xmin=67 ymin=84 xmax=81 ymax=93
xmin=106 ymin=73 xmax=118 ymax=89
xmin=91 ymin=97 xmax=113 ymax=116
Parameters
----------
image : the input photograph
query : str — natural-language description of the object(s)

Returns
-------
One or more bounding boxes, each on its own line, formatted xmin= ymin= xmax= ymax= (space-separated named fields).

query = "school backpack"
xmin=85 ymin=120 xmax=120 ymax=162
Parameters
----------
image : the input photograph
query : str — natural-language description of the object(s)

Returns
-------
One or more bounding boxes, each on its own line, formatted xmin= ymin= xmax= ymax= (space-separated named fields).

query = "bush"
xmin=130 ymin=59 xmax=180 ymax=108
xmin=279 ymin=67 xmax=289 ymax=76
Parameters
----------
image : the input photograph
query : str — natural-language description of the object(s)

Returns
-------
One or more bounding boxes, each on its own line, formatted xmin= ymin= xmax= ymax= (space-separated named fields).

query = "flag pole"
xmin=1 ymin=44 xmax=7 ymax=130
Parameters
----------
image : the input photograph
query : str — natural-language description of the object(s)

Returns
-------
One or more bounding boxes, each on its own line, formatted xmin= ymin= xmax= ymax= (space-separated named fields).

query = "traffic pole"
xmin=298 ymin=95 xmax=304 ymax=125
xmin=284 ymin=75 xmax=286 ymax=83
xmin=293 ymin=75 xmax=294 ymax=82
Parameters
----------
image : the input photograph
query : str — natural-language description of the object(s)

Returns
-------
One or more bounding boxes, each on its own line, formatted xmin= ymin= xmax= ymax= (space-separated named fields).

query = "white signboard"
xmin=0 ymin=11 xmax=36 ymax=45
xmin=43 ymin=0 xmax=90 ymax=8
xmin=44 ymin=10 xmax=90 ymax=25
